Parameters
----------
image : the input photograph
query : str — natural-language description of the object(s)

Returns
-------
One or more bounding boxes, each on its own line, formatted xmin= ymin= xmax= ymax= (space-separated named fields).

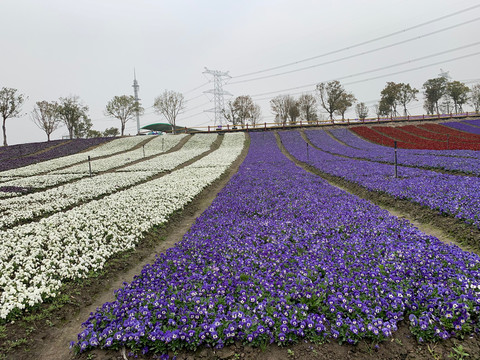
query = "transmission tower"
xmin=203 ymin=68 xmax=232 ymax=127
xmin=132 ymin=69 xmax=141 ymax=134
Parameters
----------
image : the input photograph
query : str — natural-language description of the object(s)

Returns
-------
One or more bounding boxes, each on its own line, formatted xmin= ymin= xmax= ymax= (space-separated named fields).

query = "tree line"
xmin=1 ymin=75 xmax=480 ymax=146
xmin=269 ymin=76 xmax=480 ymax=125
xmin=0 ymin=88 xmax=191 ymax=146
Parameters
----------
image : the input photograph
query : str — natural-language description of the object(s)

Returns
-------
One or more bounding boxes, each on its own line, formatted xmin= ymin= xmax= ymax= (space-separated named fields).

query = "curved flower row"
xmin=307 ymin=129 xmax=480 ymax=175
xmin=0 ymin=133 xmax=245 ymax=319
xmin=0 ymin=137 xmax=113 ymax=172
xmin=75 ymin=132 xmax=480 ymax=357
xmin=281 ymin=131 xmax=480 ymax=229
xmin=52 ymin=135 xmax=189 ymax=175
xmin=0 ymin=134 xmax=217 ymax=229
xmin=329 ymin=128 xmax=480 ymax=159
xmin=0 ymin=136 xmax=153 ymax=177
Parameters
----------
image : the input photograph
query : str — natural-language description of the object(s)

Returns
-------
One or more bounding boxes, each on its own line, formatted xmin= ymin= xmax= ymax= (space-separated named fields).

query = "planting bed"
xmin=72 ymin=132 xmax=480 ymax=359
xmin=2 ymin=127 xmax=480 ymax=360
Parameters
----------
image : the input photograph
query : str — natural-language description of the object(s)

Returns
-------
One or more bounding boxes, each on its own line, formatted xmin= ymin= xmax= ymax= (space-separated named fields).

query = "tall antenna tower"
xmin=203 ymin=68 xmax=232 ymax=127
xmin=132 ymin=69 xmax=141 ymax=134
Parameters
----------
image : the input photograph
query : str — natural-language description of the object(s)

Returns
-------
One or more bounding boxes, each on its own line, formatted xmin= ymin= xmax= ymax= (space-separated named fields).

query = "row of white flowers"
xmin=51 ymin=134 xmax=188 ymax=175
xmin=0 ymin=134 xmax=217 ymax=228
xmin=0 ymin=135 xmax=186 ymax=190
xmin=0 ymin=132 xmax=246 ymax=319
xmin=0 ymin=136 xmax=155 ymax=177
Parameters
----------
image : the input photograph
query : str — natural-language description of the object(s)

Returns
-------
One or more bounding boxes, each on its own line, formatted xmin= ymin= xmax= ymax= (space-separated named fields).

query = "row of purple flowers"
xmin=307 ymin=128 xmax=480 ymax=175
xmin=280 ymin=131 xmax=480 ymax=229
xmin=0 ymin=137 xmax=113 ymax=173
xmin=74 ymin=132 xmax=480 ymax=357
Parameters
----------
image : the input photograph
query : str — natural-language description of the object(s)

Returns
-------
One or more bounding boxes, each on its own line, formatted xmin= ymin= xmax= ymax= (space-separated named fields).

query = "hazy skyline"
xmin=1 ymin=0 xmax=479 ymax=145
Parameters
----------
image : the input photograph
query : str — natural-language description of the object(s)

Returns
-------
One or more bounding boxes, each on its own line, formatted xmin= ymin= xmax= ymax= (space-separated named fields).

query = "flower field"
xmin=307 ymin=129 xmax=480 ymax=175
xmin=0 ymin=133 xmax=245 ymax=319
xmin=73 ymin=132 xmax=480 ymax=357
xmin=281 ymin=131 xmax=480 ymax=229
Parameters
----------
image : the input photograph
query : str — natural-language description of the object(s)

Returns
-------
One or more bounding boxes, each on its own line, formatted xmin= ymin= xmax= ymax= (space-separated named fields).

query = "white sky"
xmin=1 ymin=0 xmax=479 ymax=145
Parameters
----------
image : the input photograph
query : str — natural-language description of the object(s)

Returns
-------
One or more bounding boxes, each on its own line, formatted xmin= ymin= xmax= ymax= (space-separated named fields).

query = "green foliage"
xmin=57 ymin=96 xmax=89 ymax=140
xmin=423 ymin=77 xmax=448 ymax=115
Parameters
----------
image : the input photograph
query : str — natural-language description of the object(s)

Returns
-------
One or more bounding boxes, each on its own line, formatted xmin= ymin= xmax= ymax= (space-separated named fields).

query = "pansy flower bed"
xmin=306 ymin=129 xmax=480 ymax=175
xmin=74 ymin=132 xmax=480 ymax=356
xmin=281 ymin=131 xmax=480 ymax=229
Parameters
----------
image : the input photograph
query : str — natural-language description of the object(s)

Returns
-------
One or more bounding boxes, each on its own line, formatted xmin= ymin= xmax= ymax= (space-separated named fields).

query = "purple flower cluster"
xmin=466 ymin=119 xmax=480 ymax=127
xmin=0 ymin=139 xmax=67 ymax=162
xmin=309 ymin=129 xmax=480 ymax=174
xmin=0 ymin=137 xmax=113 ymax=172
xmin=443 ymin=121 xmax=480 ymax=135
xmin=75 ymin=132 xmax=480 ymax=356
xmin=281 ymin=131 xmax=480 ymax=228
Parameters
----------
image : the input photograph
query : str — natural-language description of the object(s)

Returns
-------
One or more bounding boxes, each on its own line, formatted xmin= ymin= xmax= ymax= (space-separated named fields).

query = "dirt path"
xmin=33 ymin=134 xmax=251 ymax=360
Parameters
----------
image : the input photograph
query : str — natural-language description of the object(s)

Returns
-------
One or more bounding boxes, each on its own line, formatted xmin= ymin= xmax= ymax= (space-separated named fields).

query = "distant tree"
xmin=30 ymin=100 xmax=60 ymax=141
xmin=355 ymin=102 xmax=369 ymax=120
xmin=397 ymin=83 xmax=418 ymax=116
xmin=439 ymin=94 xmax=453 ymax=114
xmin=233 ymin=95 xmax=256 ymax=126
xmin=316 ymin=80 xmax=346 ymax=120
xmin=251 ymin=104 xmax=262 ymax=126
xmin=298 ymin=93 xmax=317 ymax=122
xmin=287 ymin=99 xmax=300 ymax=124
xmin=103 ymin=127 xmax=120 ymax=137
xmin=57 ymin=96 xmax=89 ymax=139
xmin=470 ymin=83 xmax=480 ymax=113
xmin=335 ymin=92 xmax=356 ymax=121
xmin=105 ymin=95 xmax=143 ymax=136
xmin=423 ymin=77 xmax=448 ymax=115
xmin=153 ymin=90 xmax=185 ymax=134
xmin=86 ymin=129 xmax=103 ymax=138
xmin=270 ymin=95 xmax=291 ymax=125
xmin=0 ymin=87 xmax=26 ymax=146
xmin=74 ymin=117 xmax=93 ymax=138
xmin=446 ymin=80 xmax=470 ymax=113
xmin=223 ymin=100 xmax=240 ymax=126
xmin=379 ymin=82 xmax=402 ymax=117
xmin=423 ymin=98 xmax=436 ymax=115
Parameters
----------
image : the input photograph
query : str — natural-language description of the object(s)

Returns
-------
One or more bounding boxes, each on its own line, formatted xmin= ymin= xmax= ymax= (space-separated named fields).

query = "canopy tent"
xmin=140 ymin=123 xmax=198 ymax=134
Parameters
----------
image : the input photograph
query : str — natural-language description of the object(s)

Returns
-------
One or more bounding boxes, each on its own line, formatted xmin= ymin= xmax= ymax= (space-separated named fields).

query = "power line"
xmin=251 ymin=44 xmax=480 ymax=99
xmin=229 ymin=17 xmax=480 ymax=85
xmin=233 ymin=4 xmax=480 ymax=79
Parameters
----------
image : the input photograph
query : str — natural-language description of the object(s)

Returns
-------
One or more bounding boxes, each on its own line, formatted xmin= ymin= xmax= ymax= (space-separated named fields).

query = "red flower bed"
xmin=351 ymin=125 xmax=480 ymax=150
xmin=419 ymin=123 xmax=480 ymax=142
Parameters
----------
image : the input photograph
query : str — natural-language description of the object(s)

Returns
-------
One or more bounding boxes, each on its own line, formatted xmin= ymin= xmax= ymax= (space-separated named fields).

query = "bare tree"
xmin=57 ymin=96 xmax=89 ymax=139
xmin=270 ymin=95 xmax=290 ymax=126
xmin=30 ymin=101 xmax=60 ymax=141
xmin=153 ymin=90 xmax=185 ymax=134
xmin=355 ymin=102 xmax=369 ymax=120
xmin=298 ymin=93 xmax=317 ymax=122
xmin=251 ymin=104 xmax=261 ymax=127
xmin=470 ymin=83 xmax=480 ymax=113
xmin=223 ymin=100 xmax=240 ymax=127
xmin=316 ymin=81 xmax=346 ymax=120
xmin=105 ymin=95 xmax=143 ymax=136
xmin=0 ymin=87 xmax=26 ymax=146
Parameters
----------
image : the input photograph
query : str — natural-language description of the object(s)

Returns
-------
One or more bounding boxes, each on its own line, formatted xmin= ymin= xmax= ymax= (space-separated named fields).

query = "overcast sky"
xmin=1 ymin=0 xmax=479 ymax=145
